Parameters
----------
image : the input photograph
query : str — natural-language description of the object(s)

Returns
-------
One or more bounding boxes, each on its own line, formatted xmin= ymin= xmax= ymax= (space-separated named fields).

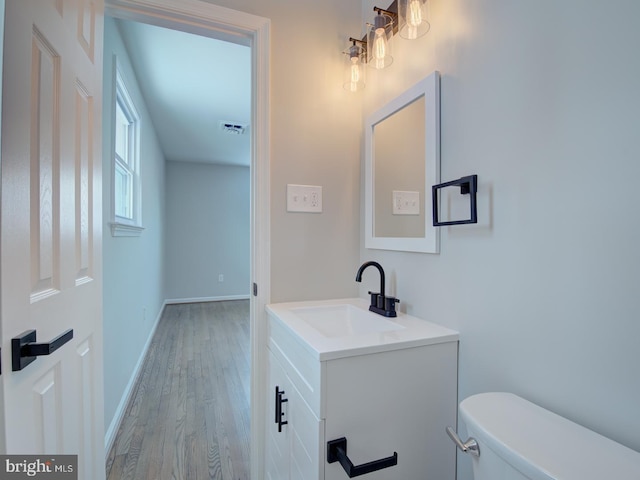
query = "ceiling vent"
xmin=220 ymin=122 xmax=247 ymax=135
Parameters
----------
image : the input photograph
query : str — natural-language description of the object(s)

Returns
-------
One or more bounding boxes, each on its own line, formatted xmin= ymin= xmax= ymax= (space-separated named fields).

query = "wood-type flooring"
xmin=106 ymin=300 xmax=250 ymax=480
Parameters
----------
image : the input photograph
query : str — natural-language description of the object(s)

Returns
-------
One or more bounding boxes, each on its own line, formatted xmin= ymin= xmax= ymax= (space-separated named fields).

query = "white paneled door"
xmin=1 ymin=1 xmax=105 ymax=478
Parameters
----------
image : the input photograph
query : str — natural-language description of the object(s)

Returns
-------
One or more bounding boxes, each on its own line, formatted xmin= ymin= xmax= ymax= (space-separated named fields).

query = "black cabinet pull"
xmin=12 ymin=329 xmax=74 ymax=372
xmin=327 ymin=437 xmax=397 ymax=478
xmin=274 ymin=386 xmax=279 ymax=424
xmin=275 ymin=386 xmax=288 ymax=432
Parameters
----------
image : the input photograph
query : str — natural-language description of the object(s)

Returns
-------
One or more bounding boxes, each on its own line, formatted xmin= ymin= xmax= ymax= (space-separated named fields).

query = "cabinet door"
xmin=266 ymin=351 xmax=290 ymax=480
xmin=324 ymin=344 xmax=458 ymax=480
xmin=289 ymin=384 xmax=323 ymax=480
xmin=266 ymin=349 xmax=324 ymax=480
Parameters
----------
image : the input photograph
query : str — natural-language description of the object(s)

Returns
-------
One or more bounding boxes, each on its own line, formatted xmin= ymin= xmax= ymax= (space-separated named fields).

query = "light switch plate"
xmin=287 ymin=184 xmax=322 ymax=213
xmin=393 ymin=190 xmax=420 ymax=215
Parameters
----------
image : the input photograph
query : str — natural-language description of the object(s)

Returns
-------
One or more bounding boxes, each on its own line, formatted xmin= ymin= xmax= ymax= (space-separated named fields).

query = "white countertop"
xmin=266 ymin=297 xmax=459 ymax=361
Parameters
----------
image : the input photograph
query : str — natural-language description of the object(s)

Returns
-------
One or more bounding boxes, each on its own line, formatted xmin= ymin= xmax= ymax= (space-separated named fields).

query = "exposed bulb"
xmin=408 ymin=0 xmax=423 ymax=26
xmin=373 ymin=27 xmax=388 ymax=69
xmin=350 ymin=57 xmax=361 ymax=92
xmin=401 ymin=0 xmax=429 ymax=39
xmin=405 ymin=0 xmax=422 ymax=39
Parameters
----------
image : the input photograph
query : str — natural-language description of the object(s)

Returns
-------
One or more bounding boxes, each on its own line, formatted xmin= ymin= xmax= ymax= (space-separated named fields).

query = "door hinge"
xmin=253 ymin=283 xmax=258 ymax=296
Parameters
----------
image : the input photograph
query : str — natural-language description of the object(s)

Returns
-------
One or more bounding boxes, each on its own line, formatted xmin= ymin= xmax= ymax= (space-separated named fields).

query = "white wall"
xmin=165 ymin=161 xmax=250 ymax=301
xmin=100 ymin=0 xmax=364 ymax=455
xmin=202 ymin=0 xmax=363 ymax=303
xmin=102 ymin=17 xmax=166 ymax=438
xmin=359 ymin=1 xmax=640 ymax=479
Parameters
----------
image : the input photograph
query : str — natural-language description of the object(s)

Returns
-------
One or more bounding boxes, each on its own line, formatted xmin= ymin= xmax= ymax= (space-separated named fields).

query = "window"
xmin=110 ymin=67 xmax=142 ymax=236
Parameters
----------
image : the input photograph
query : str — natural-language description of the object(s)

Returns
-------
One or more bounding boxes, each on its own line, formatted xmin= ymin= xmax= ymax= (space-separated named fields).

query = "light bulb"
xmin=350 ymin=57 xmax=361 ymax=92
xmin=400 ymin=0 xmax=429 ymax=39
xmin=408 ymin=0 xmax=423 ymax=27
xmin=405 ymin=0 xmax=422 ymax=39
xmin=373 ymin=27 xmax=388 ymax=69
xmin=405 ymin=25 xmax=418 ymax=40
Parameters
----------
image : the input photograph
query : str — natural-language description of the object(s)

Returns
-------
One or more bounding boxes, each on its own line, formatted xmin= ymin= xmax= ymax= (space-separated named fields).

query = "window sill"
xmin=110 ymin=222 xmax=144 ymax=237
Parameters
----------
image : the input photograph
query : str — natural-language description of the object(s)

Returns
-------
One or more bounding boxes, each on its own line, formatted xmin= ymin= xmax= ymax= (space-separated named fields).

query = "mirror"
xmin=365 ymin=71 xmax=440 ymax=253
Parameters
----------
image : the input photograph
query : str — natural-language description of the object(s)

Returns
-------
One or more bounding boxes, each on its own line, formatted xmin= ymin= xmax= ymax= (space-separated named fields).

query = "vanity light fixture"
xmin=342 ymin=1 xmax=432 ymax=91
xmin=398 ymin=0 xmax=430 ymax=39
xmin=343 ymin=38 xmax=367 ymax=92
xmin=367 ymin=7 xmax=396 ymax=69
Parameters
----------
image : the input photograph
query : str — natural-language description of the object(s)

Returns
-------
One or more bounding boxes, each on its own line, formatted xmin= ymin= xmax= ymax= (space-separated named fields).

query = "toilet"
xmin=456 ymin=392 xmax=640 ymax=479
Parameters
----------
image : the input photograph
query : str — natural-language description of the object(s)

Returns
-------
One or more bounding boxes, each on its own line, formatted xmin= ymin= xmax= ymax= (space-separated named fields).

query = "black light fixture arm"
xmin=348 ymin=2 xmax=398 ymax=51
xmin=373 ymin=6 xmax=397 ymax=19
xmin=372 ymin=3 xmax=399 ymax=33
xmin=346 ymin=37 xmax=368 ymax=63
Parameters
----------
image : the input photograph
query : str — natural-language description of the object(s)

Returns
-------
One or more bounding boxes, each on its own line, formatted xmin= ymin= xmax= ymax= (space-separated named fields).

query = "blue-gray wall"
xmin=165 ymin=161 xmax=250 ymax=301
xmin=102 ymin=19 xmax=252 ymax=443
xmin=102 ymin=17 xmax=166 ymax=441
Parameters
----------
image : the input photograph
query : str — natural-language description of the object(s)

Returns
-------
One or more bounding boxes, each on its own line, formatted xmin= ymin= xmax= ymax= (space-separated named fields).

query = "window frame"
xmin=110 ymin=65 xmax=143 ymax=237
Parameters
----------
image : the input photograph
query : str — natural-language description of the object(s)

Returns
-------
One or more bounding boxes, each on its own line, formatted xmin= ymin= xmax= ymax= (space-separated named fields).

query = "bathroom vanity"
xmin=265 ymin=298 xmax=459 ymax=480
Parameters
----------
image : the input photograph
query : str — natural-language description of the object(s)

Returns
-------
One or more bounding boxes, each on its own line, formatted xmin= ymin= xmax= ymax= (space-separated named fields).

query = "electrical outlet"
xmin=218 ymin=274 xmax=224 ymax=282
xmin=287 ymin=184 xmax=323 ymax=213
xmin=392 ymin=190 xmax=420 ymax=215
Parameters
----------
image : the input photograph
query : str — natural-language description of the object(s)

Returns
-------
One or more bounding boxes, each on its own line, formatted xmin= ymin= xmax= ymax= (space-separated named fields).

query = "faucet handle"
xmin=385 ymin=296 xmax=399 ymax=314
xmin=367 ymin=291 xmax=380 ymax=308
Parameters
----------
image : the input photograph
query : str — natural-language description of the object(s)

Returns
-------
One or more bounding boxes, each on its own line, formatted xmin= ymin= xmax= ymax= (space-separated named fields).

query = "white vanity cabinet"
xmin=265 ymin=299 xmax=459 ymax=480
xmin=266 ymin=348 xmax=324 ymax=480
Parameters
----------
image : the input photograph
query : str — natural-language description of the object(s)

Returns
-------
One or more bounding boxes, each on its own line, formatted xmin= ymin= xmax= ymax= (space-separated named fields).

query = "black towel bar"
xmin=327 ymin=437 xmax=398 ymax=478
xmin=432 ymin=174 xmax=478 ymax=226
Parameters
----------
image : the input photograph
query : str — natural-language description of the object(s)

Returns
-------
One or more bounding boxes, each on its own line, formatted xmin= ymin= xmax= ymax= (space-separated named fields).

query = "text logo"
xmin=0 ymin=456 xmax=77 ymax=479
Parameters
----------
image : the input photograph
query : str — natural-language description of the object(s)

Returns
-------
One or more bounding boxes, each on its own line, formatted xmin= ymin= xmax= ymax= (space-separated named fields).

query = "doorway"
xmin=104 ymin=1 xmax=270 ymax=477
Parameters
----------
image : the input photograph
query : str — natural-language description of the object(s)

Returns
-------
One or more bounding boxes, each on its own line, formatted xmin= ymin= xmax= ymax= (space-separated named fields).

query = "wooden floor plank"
xmin=106 ymin=300 xmax=250 ymax=480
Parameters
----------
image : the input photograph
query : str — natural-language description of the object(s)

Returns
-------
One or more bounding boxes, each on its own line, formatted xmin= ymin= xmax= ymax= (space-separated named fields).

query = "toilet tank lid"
xmin=460 ymin=392 xmax=640 ymax=480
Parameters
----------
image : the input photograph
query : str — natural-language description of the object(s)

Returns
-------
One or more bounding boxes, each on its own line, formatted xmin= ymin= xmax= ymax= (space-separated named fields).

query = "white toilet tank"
xmin=459 ymin=392 xmax=640 ymax=480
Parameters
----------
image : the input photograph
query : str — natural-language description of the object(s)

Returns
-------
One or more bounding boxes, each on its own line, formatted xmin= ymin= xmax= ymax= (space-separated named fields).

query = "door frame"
xmin=0 ymin=0 xmax=5 ymax=456
xmin=105 ymin=0 xmax=270 ymax=478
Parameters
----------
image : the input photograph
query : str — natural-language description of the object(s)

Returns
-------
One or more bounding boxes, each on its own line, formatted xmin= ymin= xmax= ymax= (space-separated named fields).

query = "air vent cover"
xmin=220 ymin=122 xmax=247 ymax=135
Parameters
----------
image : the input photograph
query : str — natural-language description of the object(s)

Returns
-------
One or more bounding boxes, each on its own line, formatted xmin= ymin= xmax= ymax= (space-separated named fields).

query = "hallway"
xmin=106 ymin=300 xmax=250 ymax=479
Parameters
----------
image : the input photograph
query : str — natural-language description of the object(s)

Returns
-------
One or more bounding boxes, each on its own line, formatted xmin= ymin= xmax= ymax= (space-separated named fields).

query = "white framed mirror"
xmin=365 ymin=71 xmax=441 ymax=253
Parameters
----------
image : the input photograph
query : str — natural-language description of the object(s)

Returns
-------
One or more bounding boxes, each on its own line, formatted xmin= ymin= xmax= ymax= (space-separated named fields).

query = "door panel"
xmin=74 ymin=79 xmax=93 ymax=284
xmin=76 ymin=337 xmax=97 ymax=480
xmin=1 ymin=1 xmax=105 ymax=478
xmin=77 ymin=0 xmax=97 ymax=62
xmin=31 ymin=27 xmax=61 ymax=301
xmin=32 ymin=366 xmax=62 ymax=454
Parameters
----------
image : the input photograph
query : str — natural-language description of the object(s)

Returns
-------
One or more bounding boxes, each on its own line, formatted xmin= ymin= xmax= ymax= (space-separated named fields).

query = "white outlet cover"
xmin=287 ymin=184 xmax=322 ymax=213
xmin=393 ymin=190 xmax=420 ymax=215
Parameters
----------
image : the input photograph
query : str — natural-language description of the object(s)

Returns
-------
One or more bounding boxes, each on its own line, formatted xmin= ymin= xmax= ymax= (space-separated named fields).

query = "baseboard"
xmin=103 ymin=294 xmax=249 ymax=455
xmin=164 ymin=294 xmax=250 ymax=305
xmin=104 ymin=300 xmax=166 ymax=457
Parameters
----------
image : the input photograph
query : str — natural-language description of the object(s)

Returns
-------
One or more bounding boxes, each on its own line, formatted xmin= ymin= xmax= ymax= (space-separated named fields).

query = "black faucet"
xmin=355 ymin=261 xmax=399 ymax=317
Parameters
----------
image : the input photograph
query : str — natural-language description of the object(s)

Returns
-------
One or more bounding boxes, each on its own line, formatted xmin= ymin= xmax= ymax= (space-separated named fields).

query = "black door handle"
xmin=327 ymin=437 xmax=398 ymax=478
xmin=12 ymin=329 xmax=74 ymax=371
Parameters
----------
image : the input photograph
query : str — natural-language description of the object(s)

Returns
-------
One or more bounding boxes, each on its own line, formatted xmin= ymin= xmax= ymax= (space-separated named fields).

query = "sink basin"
xmin=266 ymin=298 xmax=459 ymax=360
xmin=290 ymin=304 xmax=404 ymax=338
